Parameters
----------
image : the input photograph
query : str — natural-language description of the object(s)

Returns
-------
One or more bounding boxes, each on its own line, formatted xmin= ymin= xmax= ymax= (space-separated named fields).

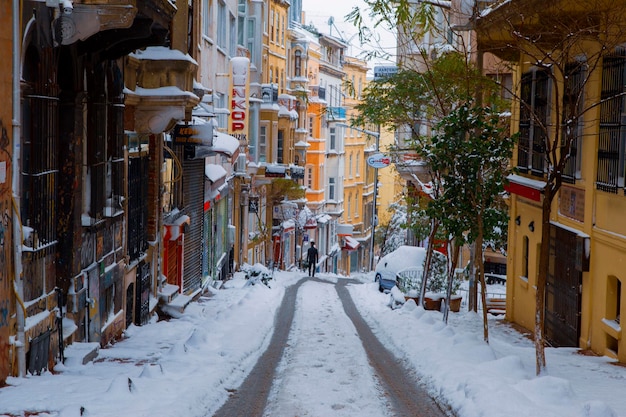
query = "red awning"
xmin=304 ymin=217 xmax=318 ymax=229
xmin=343 ymin=236 xmax=360 ymax=251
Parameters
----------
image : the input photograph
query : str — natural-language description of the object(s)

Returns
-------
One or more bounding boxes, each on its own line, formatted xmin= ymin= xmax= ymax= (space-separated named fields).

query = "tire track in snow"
xmin=264 ymin=279 xmax=392 ymax=416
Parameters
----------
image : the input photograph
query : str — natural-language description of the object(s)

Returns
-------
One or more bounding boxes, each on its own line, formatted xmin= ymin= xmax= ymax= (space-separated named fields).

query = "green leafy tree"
xmin=426 ymin=103 xmax=515 ymax=332
xmin=353 ymin=52 xmax=502 ymax=307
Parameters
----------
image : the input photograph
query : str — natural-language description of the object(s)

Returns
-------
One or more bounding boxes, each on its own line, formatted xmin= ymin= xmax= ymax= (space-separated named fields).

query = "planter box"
xmin=404 ymin=296 xmax=419 ymax=304
xmin=449 ymin=295 xmax=462 ymax=312
xmin=423 ymin=296 xmax=442 ymax=311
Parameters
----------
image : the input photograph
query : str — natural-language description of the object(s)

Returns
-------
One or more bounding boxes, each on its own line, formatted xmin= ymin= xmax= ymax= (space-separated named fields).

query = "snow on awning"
xmin=282 ymin=219 xmax=296 ymax=232
xmin=343 ymin=236 xmax=360 ymax=251
xmin=213 ymin=131 xmax=240 ymax=156
xmin=505 ymin=174 xmax=546 ymax=202
xmin=205 ymin=164 xmax=227 ymax=183
xmin=316 ymin=214 xmax=332 ymax=224
xmin=265 ymin=164 xmax=287 ymax=178
xmin=304 ymin=217 xmax=318 ymax=229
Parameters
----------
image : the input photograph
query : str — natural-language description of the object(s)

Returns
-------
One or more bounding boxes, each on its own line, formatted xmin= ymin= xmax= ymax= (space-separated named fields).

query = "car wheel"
xmin=486 ymin=276 xmax=494 ymax=285
xmin=378 ymin=284 xmax=384 ymax=293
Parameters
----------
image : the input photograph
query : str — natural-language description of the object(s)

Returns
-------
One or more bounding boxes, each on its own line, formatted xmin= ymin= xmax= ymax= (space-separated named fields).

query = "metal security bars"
xmin=596 ymin=49 xmax=626 ymax=193
xmin=562 ymin=62 xmax=586 ymax=184
xmin=518 ymin=68 xmax=550 ymax=177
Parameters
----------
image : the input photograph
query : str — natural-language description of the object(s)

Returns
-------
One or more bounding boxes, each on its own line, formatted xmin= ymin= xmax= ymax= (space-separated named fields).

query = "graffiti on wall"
xmin=0 ymin=118 xmax=13 ymax=381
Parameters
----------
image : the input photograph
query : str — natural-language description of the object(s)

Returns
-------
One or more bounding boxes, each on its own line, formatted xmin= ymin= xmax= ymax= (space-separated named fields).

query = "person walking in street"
xmin=306 ymin=241 xmax=319 ymax=277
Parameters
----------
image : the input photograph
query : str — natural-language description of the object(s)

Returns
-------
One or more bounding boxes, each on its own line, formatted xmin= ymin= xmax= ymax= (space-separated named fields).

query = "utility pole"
xmin=369 ymin=125 xmax=380 ymax=271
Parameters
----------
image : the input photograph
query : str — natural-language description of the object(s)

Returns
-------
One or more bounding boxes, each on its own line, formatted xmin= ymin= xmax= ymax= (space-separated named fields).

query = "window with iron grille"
xmin=562 ymin=62 xmax=586 ymax=184
xmin=518 ymin=68 xmax=550 ymax=177
xmin=86 ymin=61 xmax=125 ymax=224
xmin=128 ymin=155 xmax=148 ymax=260
xmin=597 ymin=49 xmax=626 ymax=193
xmin=22 ymin=93 xmax=58 ymax=249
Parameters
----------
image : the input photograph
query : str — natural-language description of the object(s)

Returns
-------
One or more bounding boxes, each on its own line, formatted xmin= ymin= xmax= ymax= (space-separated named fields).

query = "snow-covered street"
xmin=1 ymin=270 xmax=625 ymax=417
xmin=265 ymin=278 xmax=393 ymax=416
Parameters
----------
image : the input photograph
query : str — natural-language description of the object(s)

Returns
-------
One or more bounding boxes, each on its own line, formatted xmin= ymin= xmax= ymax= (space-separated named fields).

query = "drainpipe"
xmin=12 ymin=0 xmax=26 ymax=377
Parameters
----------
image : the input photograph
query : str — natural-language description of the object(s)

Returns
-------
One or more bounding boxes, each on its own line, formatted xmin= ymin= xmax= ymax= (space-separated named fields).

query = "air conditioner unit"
xmin=236 ymin=154 xmax=247 ymax=173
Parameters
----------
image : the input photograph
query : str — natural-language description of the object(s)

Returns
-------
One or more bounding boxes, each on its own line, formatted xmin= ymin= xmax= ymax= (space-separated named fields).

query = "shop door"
xmin=545 ymin=224 xmax=582 ymax=347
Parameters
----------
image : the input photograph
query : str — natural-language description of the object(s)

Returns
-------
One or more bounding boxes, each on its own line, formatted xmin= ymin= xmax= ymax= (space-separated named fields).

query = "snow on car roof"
xmin=377 ymin=245 xmax=426 ymax=272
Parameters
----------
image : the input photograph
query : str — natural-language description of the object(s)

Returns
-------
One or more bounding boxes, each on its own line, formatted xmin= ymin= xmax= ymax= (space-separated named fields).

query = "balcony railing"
xmin=327 ymin=106 xmax=346 ymax=120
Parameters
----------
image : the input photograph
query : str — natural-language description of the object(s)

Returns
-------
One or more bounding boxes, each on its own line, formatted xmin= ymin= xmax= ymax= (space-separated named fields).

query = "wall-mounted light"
xmin=528 ymin=221 xmax=535 ymax=232
xmin=515 ymin=216 xmax=521 ymax=226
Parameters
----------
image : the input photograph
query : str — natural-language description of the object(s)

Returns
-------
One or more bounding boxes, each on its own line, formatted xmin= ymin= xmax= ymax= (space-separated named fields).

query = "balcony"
xmin=327 ymin=107 xmax=346 ymax=121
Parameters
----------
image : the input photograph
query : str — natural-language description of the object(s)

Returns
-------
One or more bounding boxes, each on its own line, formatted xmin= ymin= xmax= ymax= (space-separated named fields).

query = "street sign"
xmin=373 ymin=66 xmax=397 ymax=80
xmin=367 ymin=153 xmax=391 ymax=168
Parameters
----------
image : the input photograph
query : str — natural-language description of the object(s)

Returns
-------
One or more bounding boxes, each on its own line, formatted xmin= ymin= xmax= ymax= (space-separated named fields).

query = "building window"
xmin=597 ymin=49 xmax=626 ymax=193
xmin=281 ymin=14 xmax=285 ymax=45
xmin=295 ymin=50 xmax=302 ymax=77
xmin=308 ymin=116 xmax=314 ymax=136
xmin=217 ymin=1 xmax=227 ymax=49
xmin=230 ymin=12 xmax=237 ymax=56
xmin=356 ymin=152 xmax=360 ymax=176
xmin=22 ymin=92 xmax=58 ymax=249
xmin=275 ymin=11 xmax=280 ymax=45
xmin=281 ymin=69 xmax=285 ymax=93
xmin=277 ymin=129 xmax=284 ymax=163
xmin=329 ymin=127 xmax=336 ymax=150
xmin=329 ymin=177 xmax=336 ymax=200
xmin=354 ymin=195 xmax=359 ymax=218
xmin=128 ymin=154 xmax=148 ymax=260
xmin=518 ymin=68 xmax=550 ymax=177
xmin=259 ymin=124 xmax=268 ymax=162
xmin=247 ymin=18 xmax=256 ymax=62
xmin=216 ymin=94 xmax=228 ymax=128
xmin=607 ymin=276 xmax=622 ymax=325
xmin=347 ymin=195 xmax=352 ymax=218
xmin=349 ymin=153 xmax=353 ymax=178
xmin=307 ymin=166 xmax=313 ymax=189
xmin=202 ymin=0 xmax=212 ymax=39
xmin=270 ymin=9 xmax=275 ymax=42
xmin=237 ymin=0 xmax=246 ymax=46
xmin=562 ymin=62 xmax=585 ymax=184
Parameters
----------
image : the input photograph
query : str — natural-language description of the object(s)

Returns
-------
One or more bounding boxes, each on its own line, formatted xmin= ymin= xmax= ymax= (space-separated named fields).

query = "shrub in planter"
xmin=241 ymin=263 xmax=273 ymax=286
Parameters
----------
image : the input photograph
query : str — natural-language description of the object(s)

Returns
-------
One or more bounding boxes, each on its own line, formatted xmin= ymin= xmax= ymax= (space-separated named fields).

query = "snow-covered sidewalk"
xmin=0 ymin=270 xmax=624 ymax=417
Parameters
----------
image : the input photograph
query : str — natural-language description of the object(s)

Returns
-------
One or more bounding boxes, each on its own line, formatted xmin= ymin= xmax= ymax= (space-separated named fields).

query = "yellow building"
xmin=476 ymin=0 xmax=626 ymax=362
xmin=340 ymin=56 xmax=369 ymax=274
xmin=377 ymin=127 xmax=405 ymax=226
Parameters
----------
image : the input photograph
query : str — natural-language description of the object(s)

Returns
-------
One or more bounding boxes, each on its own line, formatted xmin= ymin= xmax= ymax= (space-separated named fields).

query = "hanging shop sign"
xmin=366 ymin=153 xmax=391 ymax=168
xmin=173 ymin=123 xmax=214 ymax=146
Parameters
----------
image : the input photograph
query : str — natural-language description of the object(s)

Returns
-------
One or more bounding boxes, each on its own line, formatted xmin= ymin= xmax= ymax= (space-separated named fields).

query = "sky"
xmin=1 ymin=268 xmax=625 ymax=417
xmin=301 ymin=0 xmax=397 ymax=68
